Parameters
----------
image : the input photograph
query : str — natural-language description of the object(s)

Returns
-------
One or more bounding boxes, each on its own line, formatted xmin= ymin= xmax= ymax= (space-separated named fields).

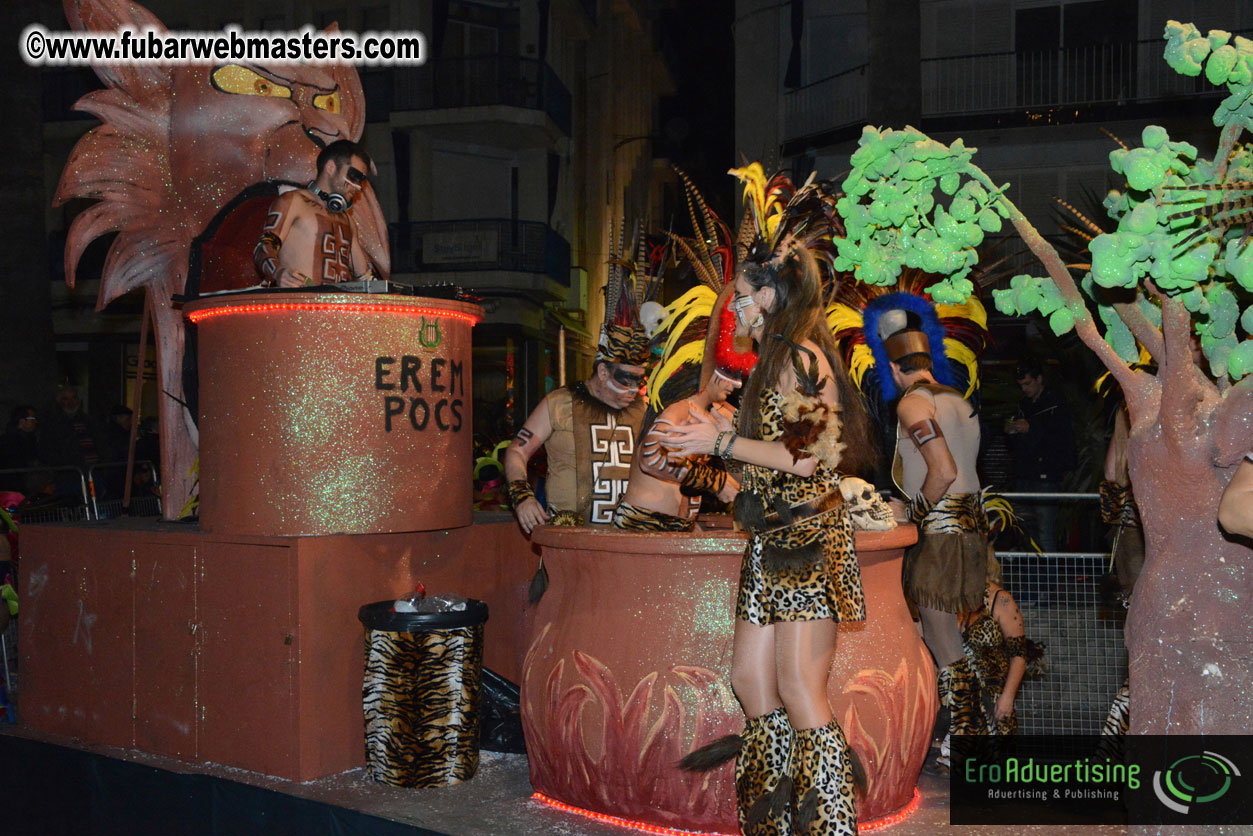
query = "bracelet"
xmin=508 ymin=480 xmax=536 ymax=509
xmin=723 ymin=435 xmax=738 ymax=460
xmin=713 ymin=431 xmax=729 ymax=457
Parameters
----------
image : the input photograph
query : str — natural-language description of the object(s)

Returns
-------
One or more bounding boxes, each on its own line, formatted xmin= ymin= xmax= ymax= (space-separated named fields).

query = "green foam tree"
xmin=837 ymin=21 xmax=1253 ymax=736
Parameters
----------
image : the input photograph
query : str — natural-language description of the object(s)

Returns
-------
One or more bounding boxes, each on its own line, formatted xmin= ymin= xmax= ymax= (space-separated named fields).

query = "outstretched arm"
xmin=640 ymin=417 xmax=737 ymax=502
xmin=660 ymin=345 xmax=838 ymax=478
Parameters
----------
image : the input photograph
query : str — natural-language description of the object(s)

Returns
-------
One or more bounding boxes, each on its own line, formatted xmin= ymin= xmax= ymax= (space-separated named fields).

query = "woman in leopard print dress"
xmin=667 ymin=248 xmax=875 ymax=836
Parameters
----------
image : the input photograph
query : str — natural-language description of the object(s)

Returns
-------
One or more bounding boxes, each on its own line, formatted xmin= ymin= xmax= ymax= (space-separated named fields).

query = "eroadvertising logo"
xmin=950 ymin=736 xmax=1252 ymax=826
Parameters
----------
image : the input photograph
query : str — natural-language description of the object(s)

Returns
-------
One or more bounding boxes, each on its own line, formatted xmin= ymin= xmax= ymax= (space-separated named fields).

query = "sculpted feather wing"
xmin=63 ymin=0 xmax=170 ymax=98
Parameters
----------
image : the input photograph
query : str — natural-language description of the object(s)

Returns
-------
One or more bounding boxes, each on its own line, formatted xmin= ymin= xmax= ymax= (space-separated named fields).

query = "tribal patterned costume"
xmin=253 ymin=187 xmax=376 ymax=285
xmin=541 ymin=382 xmax=647 ymax=525
xmin=531 ymin=221 xmax=660 ymax=526
xmin=736 ymin=388 xmax=862 ymax=626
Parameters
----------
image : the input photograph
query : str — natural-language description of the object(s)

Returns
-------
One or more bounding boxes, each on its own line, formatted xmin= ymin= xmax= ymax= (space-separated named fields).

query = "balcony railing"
xmin=921 ymin=39 xmax=1213 ymax=115
xmin=783 ymin=64 xmax=868 ymax=146
xmin=389 ymin=219 xmax=571 ymax=287
xmin=391 ymin=55 xmax=572 ymax=134
xmin=783 ymin=36 xmax=1232 ymax=145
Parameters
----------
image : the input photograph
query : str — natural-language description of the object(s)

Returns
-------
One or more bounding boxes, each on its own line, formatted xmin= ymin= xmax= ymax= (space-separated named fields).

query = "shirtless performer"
xmin=612 ymin=368 xmax=741 ymax=531
xmin=870 ymin=299 xmax=989 ymax=765
xmin=254 ymin=139 xmax=379 ymax=287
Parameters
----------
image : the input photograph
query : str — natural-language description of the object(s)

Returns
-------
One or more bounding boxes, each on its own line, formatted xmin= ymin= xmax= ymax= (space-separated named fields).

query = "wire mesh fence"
xmin=0 ymin=462 xmax=161 ymax=523
xmin=995 ymin=491 xmax=1128 ymax=736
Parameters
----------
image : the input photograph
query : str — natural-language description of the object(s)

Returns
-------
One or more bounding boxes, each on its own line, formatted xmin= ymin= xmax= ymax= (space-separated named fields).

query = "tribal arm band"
xmin=680 ymin=461 xmax=728 ymax=496
xmin=254 ymin=232 xmax=283 ymax=285
xmin=907 ymin=418 xmax=944 ymax=447
xmin=508 ymin=480 xmax=536 ymax=509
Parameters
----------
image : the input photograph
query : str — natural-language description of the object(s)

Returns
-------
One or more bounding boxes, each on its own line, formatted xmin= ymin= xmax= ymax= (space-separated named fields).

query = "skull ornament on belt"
xmin=839 ymin=477 xmax=898 ymax=531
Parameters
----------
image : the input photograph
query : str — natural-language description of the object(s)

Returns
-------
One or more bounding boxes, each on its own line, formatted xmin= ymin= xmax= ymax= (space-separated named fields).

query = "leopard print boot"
xmin=736 ymin=706 xmax=793 ymax=836
xmin=790 ymin=719 xmax=858 ymax=835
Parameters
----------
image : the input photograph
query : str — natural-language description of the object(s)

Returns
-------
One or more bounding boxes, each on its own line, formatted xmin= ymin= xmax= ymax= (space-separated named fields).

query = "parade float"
xmin=21 ymin=2 xmax=936 ymax=824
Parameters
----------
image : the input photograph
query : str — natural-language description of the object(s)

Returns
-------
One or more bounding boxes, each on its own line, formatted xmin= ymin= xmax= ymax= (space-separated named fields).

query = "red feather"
xmin=715 ymin=294 xmax=758 ymax=377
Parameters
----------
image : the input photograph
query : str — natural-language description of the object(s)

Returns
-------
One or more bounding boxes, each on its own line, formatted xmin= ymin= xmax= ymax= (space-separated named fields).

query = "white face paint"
xmin=604 ymin=375 xmax=636 ymax=396
xmin=731 ymin=292 xmax=756 ymax=327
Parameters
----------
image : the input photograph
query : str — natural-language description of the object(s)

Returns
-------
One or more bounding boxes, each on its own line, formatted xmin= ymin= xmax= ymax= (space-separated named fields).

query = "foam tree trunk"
xmin=150 ymin=286 xmax=197 ymax=520
xmin=985 ymin=171 xmax=1253 ymax=740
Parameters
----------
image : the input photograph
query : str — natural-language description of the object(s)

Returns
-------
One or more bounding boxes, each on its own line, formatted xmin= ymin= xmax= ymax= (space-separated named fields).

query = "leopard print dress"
xmin=735 ymin=389 xmax=865 ymax=626
xmin=961 ymin=588 xmax=1018 ymax=735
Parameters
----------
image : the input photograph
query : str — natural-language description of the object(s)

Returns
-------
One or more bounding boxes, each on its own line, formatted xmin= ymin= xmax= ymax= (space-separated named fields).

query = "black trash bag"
xmin=479 ymin=668 xmax=526 ymax=754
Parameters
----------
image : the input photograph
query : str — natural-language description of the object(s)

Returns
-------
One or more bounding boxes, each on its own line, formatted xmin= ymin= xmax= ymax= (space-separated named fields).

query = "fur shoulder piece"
xmin=779 ymin=390 xmax=844 ymax=468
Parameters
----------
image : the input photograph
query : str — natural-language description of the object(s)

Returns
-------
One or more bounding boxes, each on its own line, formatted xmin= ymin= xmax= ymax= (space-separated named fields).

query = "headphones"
xmin=308 ymin=181 xmax=352 ymax=214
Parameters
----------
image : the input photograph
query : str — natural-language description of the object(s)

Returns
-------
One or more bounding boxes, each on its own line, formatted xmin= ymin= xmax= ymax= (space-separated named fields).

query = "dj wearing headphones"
xmin=254 ymin=139 xmax=380 ymax=288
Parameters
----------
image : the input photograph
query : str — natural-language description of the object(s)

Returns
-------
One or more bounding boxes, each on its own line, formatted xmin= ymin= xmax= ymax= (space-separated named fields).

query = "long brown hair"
xmin=736 ymin=248 xmax=877 ymax=478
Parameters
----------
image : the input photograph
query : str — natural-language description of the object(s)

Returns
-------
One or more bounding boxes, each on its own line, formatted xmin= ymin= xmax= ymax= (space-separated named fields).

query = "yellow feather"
xmin=658 ymin=287 xmax=716 ymax=358
xmin=729 ymin=162 xmax=767 ymax=236
xmin=944 ymin=339 xmax=979 ymax=397
xmin=825 ymin=302 xmax=864 ymax=335
xmin=648 ymin=343 xmax=705 ymax=410
xmin=646 ymin=286 xmax=718 ymax=410
xmin=936 ymin=296 xmax=988 ymax=331
xmin=849 ymin=344 xmax=874 ymax=389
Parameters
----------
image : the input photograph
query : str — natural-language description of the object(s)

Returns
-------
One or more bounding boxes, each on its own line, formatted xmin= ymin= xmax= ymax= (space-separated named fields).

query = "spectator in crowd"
xmin=1005 ymin=358 xmax=1076 ymax=605
xmin=131 ymin=415 xmax=162 ymax=499
xmin=0 ymin=406 xmax=40 ymax=494
xmin=1005 ymin=358 xmax=1077 ymax=552
xmin=99 ymin=405 xmax=135 ymax=500
xmin=38 ymin=387 xmax=100 ymax=504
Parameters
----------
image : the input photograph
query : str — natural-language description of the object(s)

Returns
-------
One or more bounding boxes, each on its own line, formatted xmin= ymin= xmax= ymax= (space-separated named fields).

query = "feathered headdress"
xmin=729 ymin=163 xmax=843 ymax=290
xmin=646 ymin=169 xmax=754 ymax=410
xmin=830 ymin=276 xmax=989 ymax=403
xmin=599 ymin=219 xmax=665 ymax=367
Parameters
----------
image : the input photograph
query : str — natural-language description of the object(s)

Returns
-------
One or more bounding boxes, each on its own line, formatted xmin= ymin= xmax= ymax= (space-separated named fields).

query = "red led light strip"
xmin=186 ymin=301 xmax=481 ymax=326
xmin=530 ymin=794 xmax=733 ymax=836
xmin=861 ymin=788 xmax=922 ymax=832
xmin=531 ymin=788 xmax=921 ymax=835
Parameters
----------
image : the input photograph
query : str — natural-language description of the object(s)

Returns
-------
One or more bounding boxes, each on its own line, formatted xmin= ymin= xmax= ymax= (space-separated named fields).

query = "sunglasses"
xmin=345 ymin=166 xmax=368 ymax=185
xmin=611 ymin=368 xmax=644 ymax=388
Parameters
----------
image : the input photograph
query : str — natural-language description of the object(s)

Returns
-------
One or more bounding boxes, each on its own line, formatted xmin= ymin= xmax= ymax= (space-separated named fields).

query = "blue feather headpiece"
xmin=862 ymin=292 xmax=955 ymax=401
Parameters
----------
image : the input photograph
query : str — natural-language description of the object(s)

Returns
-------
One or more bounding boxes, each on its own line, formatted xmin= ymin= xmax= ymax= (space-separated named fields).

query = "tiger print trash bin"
xmin=358 ymin=599 xmax=489 ymax=787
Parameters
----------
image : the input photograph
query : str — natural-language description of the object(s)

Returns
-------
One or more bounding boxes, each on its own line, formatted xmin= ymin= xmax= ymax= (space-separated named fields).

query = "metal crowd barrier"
xmin=993 ymin=491 xmax=1127 ymax=736
xmin=0 ymin=461 xmax=162 ymax=523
